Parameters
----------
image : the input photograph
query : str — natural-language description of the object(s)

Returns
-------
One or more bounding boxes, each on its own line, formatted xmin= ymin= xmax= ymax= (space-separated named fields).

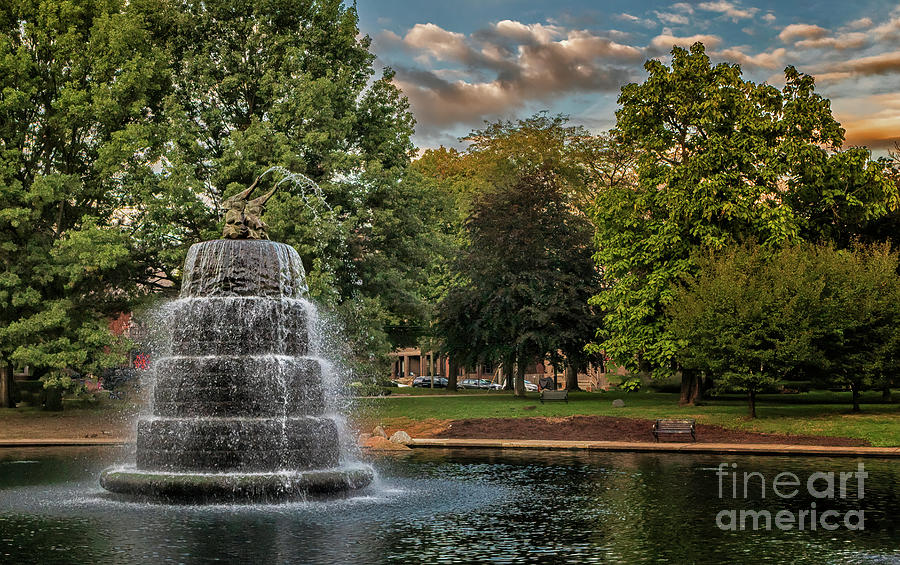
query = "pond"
xmin=0 ymin=447 xmax=898 ymax=564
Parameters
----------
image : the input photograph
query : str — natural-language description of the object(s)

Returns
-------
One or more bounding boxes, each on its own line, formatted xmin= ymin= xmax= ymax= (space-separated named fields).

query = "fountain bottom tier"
xmin=99 ymin=465 xmax=375 ymax=503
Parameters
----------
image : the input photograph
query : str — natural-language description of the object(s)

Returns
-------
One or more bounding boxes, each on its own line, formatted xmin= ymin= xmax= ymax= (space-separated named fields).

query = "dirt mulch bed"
xmin=429 ymin=415 xmax=870 ymax=447
xmin=0 ymin=407 xmax=134 ymax=441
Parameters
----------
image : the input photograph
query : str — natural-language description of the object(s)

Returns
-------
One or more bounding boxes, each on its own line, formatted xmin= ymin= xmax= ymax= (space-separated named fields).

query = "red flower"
xmin=134 ymin=353 xmax=150 ymax=370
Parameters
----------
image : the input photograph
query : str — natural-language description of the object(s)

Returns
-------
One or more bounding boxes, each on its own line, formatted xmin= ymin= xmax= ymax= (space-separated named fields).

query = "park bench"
xmin=651 ymin=418 xmax=696 ymax=442
xmin=540 ymin=390 xmax=568 ymax=403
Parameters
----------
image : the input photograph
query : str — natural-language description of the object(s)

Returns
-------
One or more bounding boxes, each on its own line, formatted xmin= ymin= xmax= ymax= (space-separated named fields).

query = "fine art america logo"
xmin=715 ymin=462 xmax=867 ymax=531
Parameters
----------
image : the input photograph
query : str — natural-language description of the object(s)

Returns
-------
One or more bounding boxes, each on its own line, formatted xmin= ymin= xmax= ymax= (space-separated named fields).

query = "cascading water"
xmin=99 ymin=239 xmax=373 ymax=501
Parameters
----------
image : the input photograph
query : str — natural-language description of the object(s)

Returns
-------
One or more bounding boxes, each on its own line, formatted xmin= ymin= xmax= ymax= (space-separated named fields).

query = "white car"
xmin=486 ymin=381 xmax=538 ymax=391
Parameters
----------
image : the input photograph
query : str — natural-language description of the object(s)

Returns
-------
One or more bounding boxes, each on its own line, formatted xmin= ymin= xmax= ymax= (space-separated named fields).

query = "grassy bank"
xmin=358 ymin=390 xmax=900 ymax=447
xmin=3 ymin=389 xmax=897 ymax=447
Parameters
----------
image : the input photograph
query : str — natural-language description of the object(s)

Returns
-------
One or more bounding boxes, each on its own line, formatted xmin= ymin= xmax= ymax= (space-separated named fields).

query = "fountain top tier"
xmin=180 ymin=239 xmax=308 ymax=299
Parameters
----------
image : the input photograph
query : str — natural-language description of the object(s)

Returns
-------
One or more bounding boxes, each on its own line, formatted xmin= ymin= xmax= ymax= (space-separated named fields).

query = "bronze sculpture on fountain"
xmin=222 ymin=176 xmax=280 ymax=240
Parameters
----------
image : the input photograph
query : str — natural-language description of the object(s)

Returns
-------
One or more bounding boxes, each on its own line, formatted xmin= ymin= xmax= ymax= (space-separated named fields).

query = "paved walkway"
xmin=4 ymin=437 xmax=898 ymax=458
xmin=0 ymin=438 xmax=129 ymax=447
xmin=409 ymin=438 xmax=900 ymax=458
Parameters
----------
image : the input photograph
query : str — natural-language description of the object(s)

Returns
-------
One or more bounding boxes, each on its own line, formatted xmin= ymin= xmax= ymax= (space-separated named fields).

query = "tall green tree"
xmin=0 ymin=0 xmax=171 ymax=403
xmin=123 ymin=0 xmax=435 ymax=376
xmin=437 ymin=167 xmax=600 ymax=397
xmin=589 ymin=43 xmax=896 ymax=404
xmin=424 ymin=115 xmax=606 ymax=392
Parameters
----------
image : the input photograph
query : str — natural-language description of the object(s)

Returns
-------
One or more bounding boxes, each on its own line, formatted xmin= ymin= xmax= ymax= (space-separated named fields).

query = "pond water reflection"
xmin=0 ymin=447 xmax=898 ymax=564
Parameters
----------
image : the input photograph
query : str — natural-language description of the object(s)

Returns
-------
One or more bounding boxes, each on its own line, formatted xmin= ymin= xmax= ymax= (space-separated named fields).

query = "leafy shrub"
xmin=621 ymin=377 xmax=642 ymax=392
xmin=40 ymin=372 xmax=82 ymax=411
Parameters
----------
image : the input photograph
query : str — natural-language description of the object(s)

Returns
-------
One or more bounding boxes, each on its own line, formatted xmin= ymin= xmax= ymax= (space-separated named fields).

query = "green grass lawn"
xmin=381 ymin=386 xmax=504 ymax=395
xmin=358 ymin=389 xmax=900 ymax=446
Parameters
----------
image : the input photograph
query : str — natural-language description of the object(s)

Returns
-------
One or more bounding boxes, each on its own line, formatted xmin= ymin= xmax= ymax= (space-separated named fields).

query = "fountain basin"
xmin=99 ymin=465 xmax=374 ymax=502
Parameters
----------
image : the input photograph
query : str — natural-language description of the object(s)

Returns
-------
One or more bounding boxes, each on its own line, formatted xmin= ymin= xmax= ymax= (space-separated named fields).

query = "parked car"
xmin=460 ymin=378 xmax=493 ymax=389
xmin=412 ymin=376 xmax=447 ymax=388
xmin=488 ymin=380 xmax=537 ymax=391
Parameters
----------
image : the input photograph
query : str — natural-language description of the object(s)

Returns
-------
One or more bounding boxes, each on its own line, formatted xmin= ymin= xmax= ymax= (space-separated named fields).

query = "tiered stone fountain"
xmin=100 ymin=179 xmax=372 ymax=502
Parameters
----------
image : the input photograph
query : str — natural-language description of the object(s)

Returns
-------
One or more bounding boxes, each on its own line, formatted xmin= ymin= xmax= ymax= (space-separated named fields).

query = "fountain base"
xmin=99 ymin=465 xmax=374 ymax=502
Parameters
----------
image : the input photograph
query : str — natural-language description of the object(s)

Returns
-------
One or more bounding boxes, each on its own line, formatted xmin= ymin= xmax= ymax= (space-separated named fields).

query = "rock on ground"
xmin=362 ymin=435 xmax=411 ymax=451
xmin=389 ymin=430 xmax=412 ymax=445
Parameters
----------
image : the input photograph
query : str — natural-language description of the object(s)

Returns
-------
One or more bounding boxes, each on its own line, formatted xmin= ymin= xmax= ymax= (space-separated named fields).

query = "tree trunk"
xmin=503 ymin=355 xmax=514 ymax=390
xmin=553 ymin=364 xmax=559 ymax=391
xmin=679 ymin=368 xmax=701 ymax=406
xmin=851 ymin=382 xmax=861 ymax=412
xmin=565 ymin=364 xmax=581 ymax=391
xmin=514 ymin=357 xmax=526 ymax=398
xmin=882 ymin=386 xmax=892 ymax=402
xmin=748 ymin=389 xmax=756 ymax=419
xmin=701 ymin=373 xmax=713 ymax=396
xmin=44 ymin=386 xmax=63 ymax=411
xmin=447 ymin=358 xmax=458 ymax=392
xmin=0 ymin=360 xmax=13 ymax=409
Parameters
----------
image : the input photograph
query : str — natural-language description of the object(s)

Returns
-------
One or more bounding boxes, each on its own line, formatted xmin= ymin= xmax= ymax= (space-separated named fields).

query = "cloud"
xmin=395 ymin=72 xmax=519 ymax=127
xmin=795 ymin=32 xmax=869 ymax=50
xmin=846 ymin=17 xmax=873 ymax=30
xmin=489 ymin=20 xmax=563 ymax=44
xmin=697 ymin=1 xmax=758 ymax=21
xmin=376 ymin=7 xmax=900 ymax=149
xmin=779 ymin=24 xmax=828 ymax=43
xmin=774 ymin=22 xmax=871 ymax=51
xmin=616 ymin=13 xmax=656 ymax=28
xmin=396 ymin=66 xmax=633 ymax=129
xmin=403 ymin=23 xmax=479 ymax=64
xmin=650 ymin=32 xmax=722 ymax=52
xmin=871 ymin=14 xmax=900 ymax=40
xmin=671 ymin=3 xmax=695 ymax=14
xmin=829 ymin=51 xmax=900 ymax=76
xmin=655 ymin=11 xmax=690 ymax=25
xmin=389 ymin=21 xmax=643 ymax=128
xmin=715 ymin=47 xmax=787 ymax=69
xmin=373 ymin=29 xmax=403 ymax=49
xmin=834 ymin=94 xmax=900 ymax=149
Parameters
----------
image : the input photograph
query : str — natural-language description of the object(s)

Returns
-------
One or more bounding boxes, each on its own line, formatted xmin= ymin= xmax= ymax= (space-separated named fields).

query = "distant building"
xmin=388 ymin=347 xmax=626 ymax=390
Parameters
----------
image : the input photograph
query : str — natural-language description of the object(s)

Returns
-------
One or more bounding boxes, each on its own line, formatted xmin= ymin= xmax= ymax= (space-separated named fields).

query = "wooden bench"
xmin=652 ymin=418 xmax=696 ymax=442
xmin=540 ymin=390 xmax=568 ymax=403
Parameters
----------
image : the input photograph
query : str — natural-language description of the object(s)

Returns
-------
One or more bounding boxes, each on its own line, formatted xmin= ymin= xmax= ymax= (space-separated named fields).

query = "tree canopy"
xmin=0 ymin=0 xmax=171 ymax=397
xmin=0 ymin=0 xmax=437 ymax=392
xmin=589 ymin=42 xmax=897 ymax=402
xmin=432 ymin=116 xmax=602 ymax=395
xmin=668 ymin=241 xmax=900 ymax=415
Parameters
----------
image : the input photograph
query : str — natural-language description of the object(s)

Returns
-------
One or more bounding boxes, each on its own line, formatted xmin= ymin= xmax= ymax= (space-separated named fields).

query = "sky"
xmin=356 ymin=0 xmax=900 ymax=153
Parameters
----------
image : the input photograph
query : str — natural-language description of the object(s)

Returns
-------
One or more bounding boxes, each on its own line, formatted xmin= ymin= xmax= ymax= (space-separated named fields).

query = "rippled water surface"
xmin=1 ymin=447 xmax=898 ymax=564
